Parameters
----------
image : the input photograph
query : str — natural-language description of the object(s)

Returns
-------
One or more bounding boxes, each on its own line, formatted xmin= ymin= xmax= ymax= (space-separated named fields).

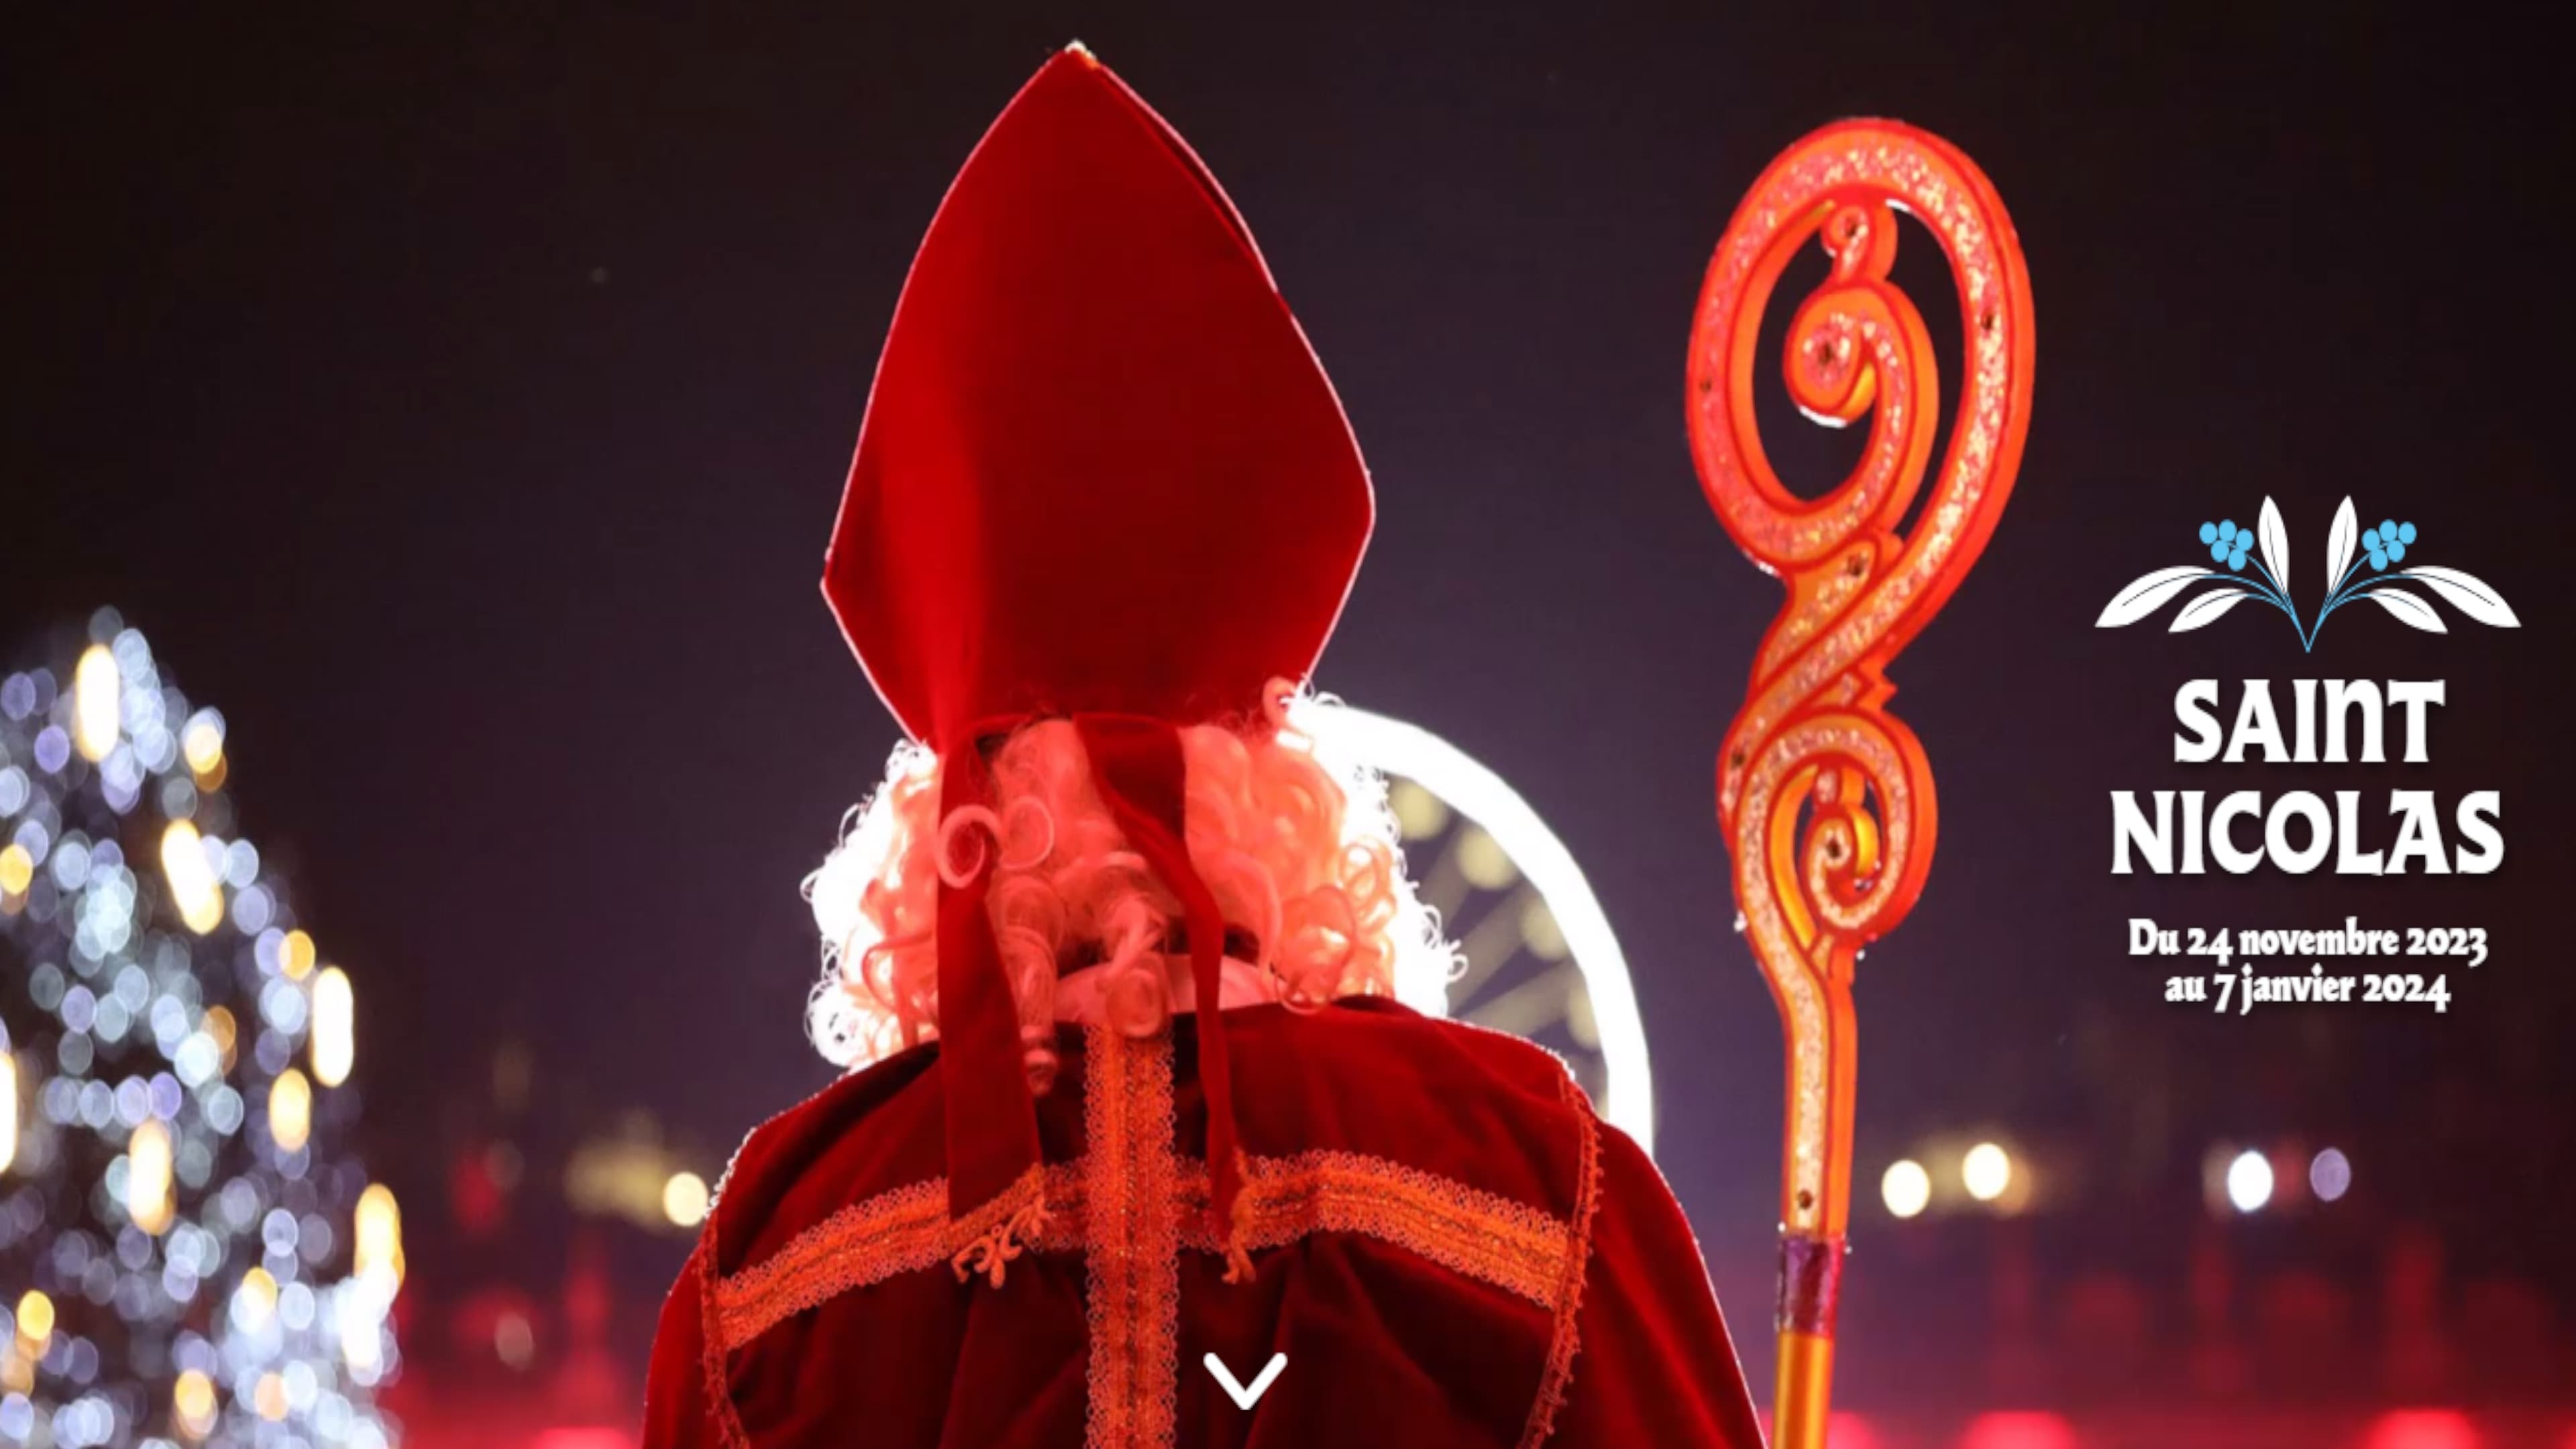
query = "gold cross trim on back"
xmin=697 ymin=1027 xmax=1603 ymax=1449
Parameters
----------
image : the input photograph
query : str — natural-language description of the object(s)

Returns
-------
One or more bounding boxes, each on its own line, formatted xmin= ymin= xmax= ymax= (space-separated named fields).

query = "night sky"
xmin=9 ymin=3 xmax=2573 ymax=1388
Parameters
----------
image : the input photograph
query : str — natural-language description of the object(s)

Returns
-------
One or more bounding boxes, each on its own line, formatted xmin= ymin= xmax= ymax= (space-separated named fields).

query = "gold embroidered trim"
xmin=1519 ymin=1071 xmax=1605 ymax=1449
xmin=710 ymin=1144 xmax=1586 ymax=1354
xmin=948 ymin=1161 xmax=1053 ymax=1287
xmin=1083 ymin=1026 xmax=1180 ymax=1449
xmin=694 ymin=1236 xmax=755 ymax=1449
xmin=704 ymin=1069 xmax=1594 ymax=1449
xmin=1034 ymin=1161 xmax=1089 ymax=1251
xmin=711 ymin=1165 xmax=1093 ymax=1347
xmin=1173 ymin=1151 xmax=1571 ymax=1309
xmin=714 ymin=1177 xmax=949 ymax=1346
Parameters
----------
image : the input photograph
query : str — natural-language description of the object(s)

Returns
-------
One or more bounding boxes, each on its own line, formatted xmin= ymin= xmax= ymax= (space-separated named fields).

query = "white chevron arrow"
xmin=1201 ymin=1352 xmax=1287 ymax=1409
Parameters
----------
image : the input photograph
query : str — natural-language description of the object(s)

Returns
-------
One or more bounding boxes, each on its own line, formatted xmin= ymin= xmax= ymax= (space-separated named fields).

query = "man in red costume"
xmin=643 ymin=45 xmax=1764 ymax=1449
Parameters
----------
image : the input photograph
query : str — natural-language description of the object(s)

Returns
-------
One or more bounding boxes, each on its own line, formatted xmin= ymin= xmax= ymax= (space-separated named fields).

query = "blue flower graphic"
xmin=2104 ymin=497 xmax=2516 ymax=648
xmin=2361 ymin=519 xmax=2416 ymax=570
xmin=2198 ymin=519 xmax=2249 ymax=570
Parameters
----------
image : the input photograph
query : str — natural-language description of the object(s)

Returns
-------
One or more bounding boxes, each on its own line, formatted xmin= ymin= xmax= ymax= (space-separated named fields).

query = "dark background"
xmin=7 ymin=1 xmax=2571 ymax=1405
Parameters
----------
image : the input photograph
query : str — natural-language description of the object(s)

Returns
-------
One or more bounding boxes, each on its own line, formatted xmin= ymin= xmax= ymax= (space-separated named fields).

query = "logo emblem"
xmin=2098 ymin=497 xmax=2518 ymax=649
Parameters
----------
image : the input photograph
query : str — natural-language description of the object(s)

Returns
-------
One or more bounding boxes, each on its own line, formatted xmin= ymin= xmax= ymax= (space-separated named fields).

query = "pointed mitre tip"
xmin=1061 ymin=39 xmax=1099 ymax=66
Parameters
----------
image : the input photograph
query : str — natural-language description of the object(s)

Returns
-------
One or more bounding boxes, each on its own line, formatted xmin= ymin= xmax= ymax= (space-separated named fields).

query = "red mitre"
xmin=821 ymin=45 xmax=1372 ymax=1276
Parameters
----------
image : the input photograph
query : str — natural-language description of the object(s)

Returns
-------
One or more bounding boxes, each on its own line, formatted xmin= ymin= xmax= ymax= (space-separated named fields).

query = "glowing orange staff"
xmin=1686 ymin=120 xmax=2035 ymax=1446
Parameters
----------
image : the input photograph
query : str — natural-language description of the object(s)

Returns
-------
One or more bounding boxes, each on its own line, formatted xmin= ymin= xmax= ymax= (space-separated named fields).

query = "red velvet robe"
xmin=642 ymin=999 xmax=1764 ymax=1447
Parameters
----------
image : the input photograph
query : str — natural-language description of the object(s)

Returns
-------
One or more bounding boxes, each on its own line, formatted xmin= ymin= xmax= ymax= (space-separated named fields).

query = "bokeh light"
xmin=2 ymin=619 xmax=397 ymax=1446
xmin=172 ymin=1366 xmax=219 ymax=1439
xmin=1455 ymin=825 xmax=1517 ymax=890
xmin=663 ymin=1169 xmax=712 ymax=1228
xmin=1963 ymin=1142 xmax=2013 ymax=1203
xmin=1960 ymin=1411 xmax=2080 ymax=1449
xmin=1386 ymin=778 xmax=1451 ymax=841
xmin=180 ymin=708 xmax=225 ymax=777
xmin=1881 ymin=1159 xmax=1931 ymax=1219
xmin=311 ymin=966 xmax=355 ymax=1087
xmin=127 ymin=1118 xmax=174 ymax=1234
xmin=494 ymin=1311 xmax=537 ymax=1371
xmin=72 ymin=645 xmax=119 ymax=762
xmin=0 ymin=1054 xmax=16 ymax=1175
xmin=1824 ymin=1412 xmax=1884 ymax=1449
xmin=270 ymin=1067 xmax=313 ymax=1152
xmin=233 ymin=1266 xmax=280 ymax=1332
xmin=159 ymin=818 xmax=225 ymax=934
xmin=2311 ymin=1146 xmax=2353 ymax=1202
xmin=2227 ymin=1149 xmax=2275 ymax=1212
xmin=354 ymin=1183 xmax=405 ymax=1290
xmin=2363 ymin=1409 xmax=2480 ymax=1449
xmin=14 ymin=1289 xmax=54 ymax=1348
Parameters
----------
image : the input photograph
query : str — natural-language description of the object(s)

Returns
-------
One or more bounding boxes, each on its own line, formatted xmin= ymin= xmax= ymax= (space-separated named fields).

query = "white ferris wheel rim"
xmin=1305 ymin=704 xmax=1656 ymax=1155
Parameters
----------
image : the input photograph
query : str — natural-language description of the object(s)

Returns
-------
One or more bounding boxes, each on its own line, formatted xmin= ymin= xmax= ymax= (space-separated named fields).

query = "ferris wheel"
xmin=1302 ymin=705 xmax=1655 ymax=1156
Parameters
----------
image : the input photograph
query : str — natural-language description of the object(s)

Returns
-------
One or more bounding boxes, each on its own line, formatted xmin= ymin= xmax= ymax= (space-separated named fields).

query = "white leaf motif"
xmin=2397 ymin=566 xmax=2520 ymax=627
xmin=2257 ymin=497 xmax=2290 ymax=597
xmin=2169 ymin=588 xmax=2253 ymax=632
xmin=2325 ymin=497 xmax=2358 ymax=592
xmin=2097 ymin=566 xmax=2212 ymax=627
xmin=2365 ymin=588 xmax=2447 ymax=633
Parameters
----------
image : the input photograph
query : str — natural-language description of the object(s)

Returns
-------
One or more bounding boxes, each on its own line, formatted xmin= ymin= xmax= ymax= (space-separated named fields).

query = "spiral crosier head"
xmin=1784 ymin=203 xmax=1909 ymax=424
xmin=1690 ymin=115 xmax=2033 ymax=1449
xmin=1801 ymin=753 xmax=1892 ymax=932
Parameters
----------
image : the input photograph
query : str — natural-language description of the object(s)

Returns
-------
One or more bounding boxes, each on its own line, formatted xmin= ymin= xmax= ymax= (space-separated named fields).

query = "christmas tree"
xmin=1 ymin=611 xmax=400 ymax=1448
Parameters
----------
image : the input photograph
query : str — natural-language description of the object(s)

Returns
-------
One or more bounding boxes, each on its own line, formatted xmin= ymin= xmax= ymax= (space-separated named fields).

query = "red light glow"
xmin=1959 ymin=1411 xmax=2080 ymax=1449
xmin=1826 ymin=1411 xmax=1883 ymax=1449
xmin=2363 ymin=1410 xmax=2479 ymax=1449
xmin=531 ymin=1430 xmax=632 ymax=1449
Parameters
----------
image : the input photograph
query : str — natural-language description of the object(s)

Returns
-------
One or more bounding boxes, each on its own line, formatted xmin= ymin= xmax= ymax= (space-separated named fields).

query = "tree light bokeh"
xmin=2 ymin=610 xmax=400 ymax=1448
